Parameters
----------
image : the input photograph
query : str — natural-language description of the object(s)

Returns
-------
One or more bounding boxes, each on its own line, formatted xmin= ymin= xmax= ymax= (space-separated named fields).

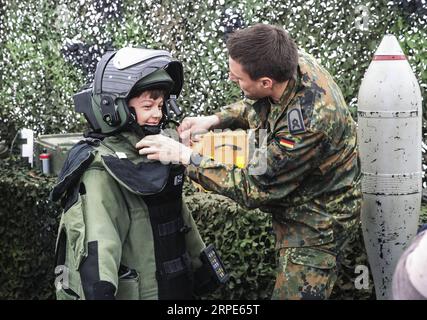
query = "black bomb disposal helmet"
xmin=73 ymin=47 xmax=184 ymax=135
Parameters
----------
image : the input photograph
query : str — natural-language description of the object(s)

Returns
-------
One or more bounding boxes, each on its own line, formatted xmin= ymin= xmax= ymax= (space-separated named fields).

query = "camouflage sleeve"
xmin=186 ymin=128 xmax=327 ymax=209
xmin=214 ymin=100 xmax=250 ymax=130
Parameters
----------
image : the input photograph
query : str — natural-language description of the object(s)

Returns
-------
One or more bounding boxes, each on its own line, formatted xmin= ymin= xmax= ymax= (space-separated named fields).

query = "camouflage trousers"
xmin=271 ymin=245 xmax=338 ymax=300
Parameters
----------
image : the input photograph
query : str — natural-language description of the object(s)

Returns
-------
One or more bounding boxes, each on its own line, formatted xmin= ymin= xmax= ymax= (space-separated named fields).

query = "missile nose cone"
xmin=374 ymin=34 xmax=405 ymax=56
xmin=358 ymin=34 xmax=421 ymax=112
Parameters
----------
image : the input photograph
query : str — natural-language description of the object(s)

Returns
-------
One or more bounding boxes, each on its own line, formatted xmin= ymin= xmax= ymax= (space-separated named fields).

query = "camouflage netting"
xmin=1 ymin=0 xmax=426 ymax=139
xmin=0 ymin=0 xmax=426 ymax=299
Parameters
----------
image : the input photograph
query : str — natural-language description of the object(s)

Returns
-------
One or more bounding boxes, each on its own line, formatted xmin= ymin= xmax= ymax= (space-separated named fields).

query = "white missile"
xmin=357 ymin=34 xmax=423 ymax=299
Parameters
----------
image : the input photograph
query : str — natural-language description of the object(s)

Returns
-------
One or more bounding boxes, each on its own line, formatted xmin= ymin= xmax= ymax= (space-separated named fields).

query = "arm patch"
xmin=287 ymin=105 xmax=306 ymax=134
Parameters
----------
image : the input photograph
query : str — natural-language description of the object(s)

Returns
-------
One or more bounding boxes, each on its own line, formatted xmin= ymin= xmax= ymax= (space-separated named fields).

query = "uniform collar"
xmin=275 ymin=73 xmax=299 ymax=106
xmin=119 ymin=131 xmax=142 ymax=147
xmin=267 ymin=70 xmax=302 ymax=132
xmin=102 ymin=131 xmax=143 ymax=161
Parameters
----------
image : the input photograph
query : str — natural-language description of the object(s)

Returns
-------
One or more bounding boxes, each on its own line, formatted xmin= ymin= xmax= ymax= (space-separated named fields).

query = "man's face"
xmin=228 ymin=57 xmax=269 ymax=100
xmin=128 ymin=91 xmax=164 ymax=127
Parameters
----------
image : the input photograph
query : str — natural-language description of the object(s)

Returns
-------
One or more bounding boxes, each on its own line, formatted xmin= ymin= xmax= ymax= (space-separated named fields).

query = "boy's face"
xmin=127 ymin=91 xmax=164 ymax=127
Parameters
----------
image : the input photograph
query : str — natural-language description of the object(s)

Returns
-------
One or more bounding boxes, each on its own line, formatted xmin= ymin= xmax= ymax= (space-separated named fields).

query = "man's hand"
xmin=178 ymin=115 xmax=220 ymax=146
xmin=136 ymin=134 xmax=193 ymax=165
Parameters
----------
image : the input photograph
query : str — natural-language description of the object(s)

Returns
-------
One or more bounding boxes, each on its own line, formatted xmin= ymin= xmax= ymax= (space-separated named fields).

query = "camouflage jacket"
xmin=187 ymin=51 xmax=361 ymax=249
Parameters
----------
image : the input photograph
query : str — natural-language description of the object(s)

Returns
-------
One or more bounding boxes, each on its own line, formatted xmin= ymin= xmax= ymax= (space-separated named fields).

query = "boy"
xmin=51 ymin=47 xmax=227 ymax=299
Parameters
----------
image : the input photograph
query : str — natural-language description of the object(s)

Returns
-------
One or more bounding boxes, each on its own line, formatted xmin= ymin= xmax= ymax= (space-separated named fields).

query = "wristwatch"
xmin=189 ymin=152 xmax=204 ymax=167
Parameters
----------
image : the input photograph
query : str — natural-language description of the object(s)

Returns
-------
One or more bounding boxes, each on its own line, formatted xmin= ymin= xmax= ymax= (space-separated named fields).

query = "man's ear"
xmin=260 ymin=77 xmax=273 ymax=89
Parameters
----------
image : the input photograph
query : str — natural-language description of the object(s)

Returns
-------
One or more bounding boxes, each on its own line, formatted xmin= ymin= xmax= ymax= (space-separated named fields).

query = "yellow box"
xmin=192 ymin=130 xmax=248 ymax=168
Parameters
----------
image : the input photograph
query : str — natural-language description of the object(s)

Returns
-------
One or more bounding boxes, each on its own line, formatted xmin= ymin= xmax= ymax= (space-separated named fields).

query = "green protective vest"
xmin=52 ymin=131 xmax=206 ymax=300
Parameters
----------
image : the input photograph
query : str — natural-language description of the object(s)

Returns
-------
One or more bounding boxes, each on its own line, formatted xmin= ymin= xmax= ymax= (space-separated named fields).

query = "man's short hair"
xmin=226 ymin=24 xmax=299 ymax=82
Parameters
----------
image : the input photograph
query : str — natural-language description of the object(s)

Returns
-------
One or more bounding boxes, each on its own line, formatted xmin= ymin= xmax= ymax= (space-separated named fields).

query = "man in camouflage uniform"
xmin=137 ymin=24 xmax=361 ymax=299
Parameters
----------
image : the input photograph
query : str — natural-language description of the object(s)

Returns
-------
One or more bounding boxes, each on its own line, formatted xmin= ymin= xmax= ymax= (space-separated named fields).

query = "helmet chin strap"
xmin=141 ymin=124 xmax=162 ymax=135
xmin=128 ymin=107 xmax=163 ymax=138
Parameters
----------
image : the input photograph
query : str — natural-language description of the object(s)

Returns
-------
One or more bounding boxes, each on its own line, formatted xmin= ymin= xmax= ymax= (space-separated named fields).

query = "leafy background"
xmin=0 ymin=0 xmax=426 ymax=299
xmin=1 ymin=0 xmax=426 ymax=140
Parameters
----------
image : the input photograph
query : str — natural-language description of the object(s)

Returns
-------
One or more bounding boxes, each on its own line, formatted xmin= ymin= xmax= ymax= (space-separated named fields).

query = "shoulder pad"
xmin=50 ymin=141 xmax=96 ymax=203
xmin=101 ymin=155 xmax=170 ymax=195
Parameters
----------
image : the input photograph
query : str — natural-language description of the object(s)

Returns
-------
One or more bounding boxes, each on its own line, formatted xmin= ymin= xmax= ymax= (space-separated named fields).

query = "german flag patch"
xmin=277 ymin=137 xmax=296 ymax=149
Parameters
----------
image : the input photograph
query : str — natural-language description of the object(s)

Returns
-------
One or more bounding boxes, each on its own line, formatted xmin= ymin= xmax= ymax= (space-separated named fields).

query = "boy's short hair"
xmin=127 ymin=88 xmax=168 ymax=101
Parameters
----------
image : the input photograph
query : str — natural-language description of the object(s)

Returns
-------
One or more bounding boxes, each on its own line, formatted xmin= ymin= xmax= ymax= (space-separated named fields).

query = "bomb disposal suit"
xmin=52 ymin=48 xmax=228 ymax=300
